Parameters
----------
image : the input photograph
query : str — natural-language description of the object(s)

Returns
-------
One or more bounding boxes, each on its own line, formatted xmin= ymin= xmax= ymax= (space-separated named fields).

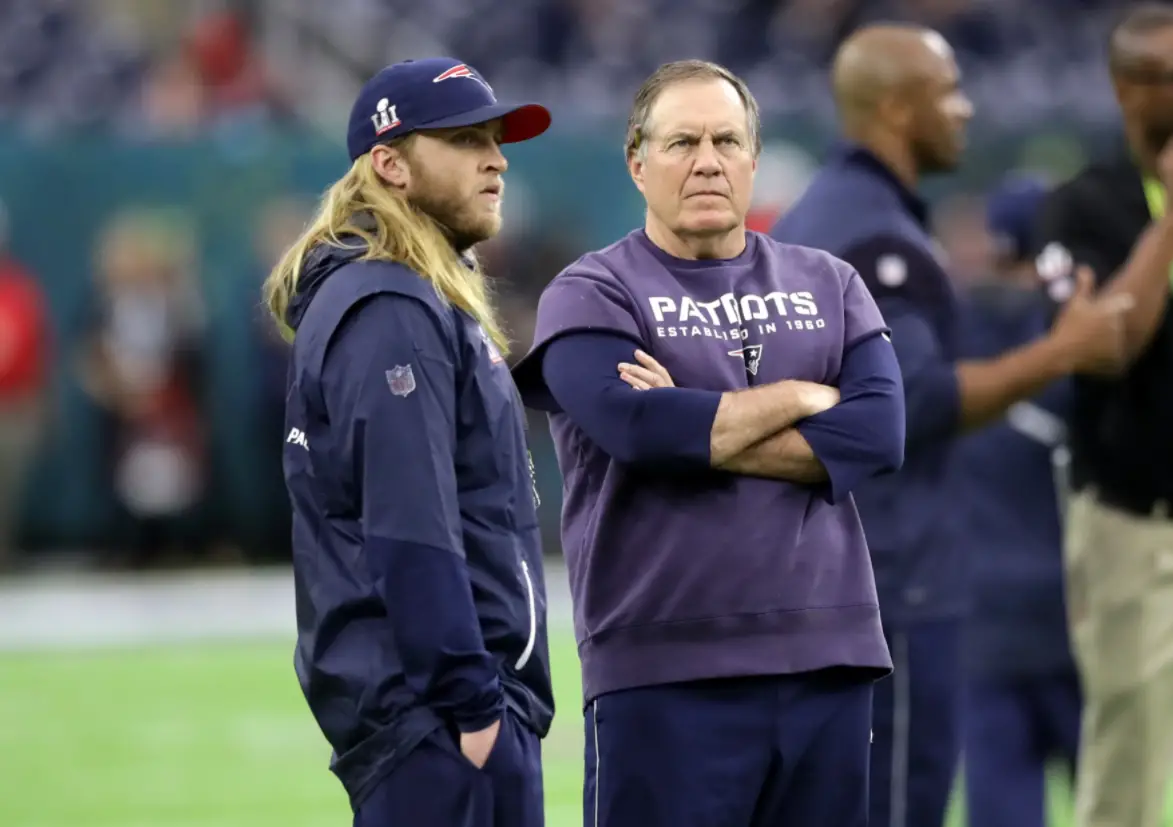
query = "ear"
xmin=1110 ymin=75 xmax=1135 ymax=113
xmin=370 ymin=144 xmax=410 ymax=189
xmin=628 ymin=153 xmax=647 ymax=196
xmin=877 ymin=94 xmax=912 ymax=133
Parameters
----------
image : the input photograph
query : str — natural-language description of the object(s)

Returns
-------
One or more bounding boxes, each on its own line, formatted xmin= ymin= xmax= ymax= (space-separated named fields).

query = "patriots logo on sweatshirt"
xmin=728 ymin=344 xmax=763 ymax=376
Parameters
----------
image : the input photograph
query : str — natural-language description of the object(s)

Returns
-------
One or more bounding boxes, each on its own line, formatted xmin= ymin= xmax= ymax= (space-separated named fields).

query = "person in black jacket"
xmin=261 ymin=57 xmax=554 ymax=827
xmin=1033 ymin=6 xmax=1173 ymax=826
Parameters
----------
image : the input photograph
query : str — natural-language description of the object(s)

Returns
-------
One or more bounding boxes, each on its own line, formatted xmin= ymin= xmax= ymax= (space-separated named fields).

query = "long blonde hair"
xmin=262 ymin=139 xmax=508 ymax=352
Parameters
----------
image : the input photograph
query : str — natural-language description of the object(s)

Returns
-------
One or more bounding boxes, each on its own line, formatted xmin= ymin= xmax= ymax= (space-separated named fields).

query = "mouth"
xmin=481 ymin=182 xmax=503 ymax=198
xmin=687 ymin=190 xmax=728 ymax=199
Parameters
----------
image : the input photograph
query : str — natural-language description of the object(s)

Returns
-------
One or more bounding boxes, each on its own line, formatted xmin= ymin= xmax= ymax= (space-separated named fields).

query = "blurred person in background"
xmin=249 ymin=196 xmax=309 ymax=562
xmin=955 ymin=175 xmax=1081 ymax=827
xmin=771 ymin=23 xmax=1131 ymax=827
xmin=264 ymin=57 xmax=554 ymax=827
xmin=76 ymin=209 xmax=208 ymax=569
xmin=515 ymin=59 xmax=905 ymax=827
xmin=932 ymin=191 xmax=992 ymax=287
xmin=132 ymin=8 xmax=286 ymax=142
xmin=0 ymin=200 xmax=49 ymax=569
xmin=137 ymin=51 xmax=206 ymax=140
xmin=1033 ymin=5 xmax=1173 ymax=825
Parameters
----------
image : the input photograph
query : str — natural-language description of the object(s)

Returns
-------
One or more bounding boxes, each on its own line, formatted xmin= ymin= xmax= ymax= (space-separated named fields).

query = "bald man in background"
xmin=772 ymin=24 xmax=1132 ymax=827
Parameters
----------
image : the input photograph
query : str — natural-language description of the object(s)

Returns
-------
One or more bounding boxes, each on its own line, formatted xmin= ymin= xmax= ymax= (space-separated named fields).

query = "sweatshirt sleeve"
xmin=321 ymin=293 xmax=502 ymax=733
xmin=796 ymin=331 xmax=906 ymax=502
xmin=540 ymin=330 xmax=721 ymax=469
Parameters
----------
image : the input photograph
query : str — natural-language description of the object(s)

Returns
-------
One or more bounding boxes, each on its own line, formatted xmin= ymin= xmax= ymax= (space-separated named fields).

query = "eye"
xmin=452 ymin=130 xmax=496 ymax=147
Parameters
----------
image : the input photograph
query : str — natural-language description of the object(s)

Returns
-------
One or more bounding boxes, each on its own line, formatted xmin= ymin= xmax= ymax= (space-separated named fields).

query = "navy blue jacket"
xmin=282 ymin=242 xmax=553 ymax=807
xmin=953 ymin=284 xmax=1075 ymax=680
xmin=771 ymin=145 xmax=964 ymax=626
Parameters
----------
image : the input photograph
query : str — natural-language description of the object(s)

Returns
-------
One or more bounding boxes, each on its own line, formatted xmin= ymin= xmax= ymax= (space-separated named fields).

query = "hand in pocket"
xmin=460 ymin=717 xmax=502 ymax=769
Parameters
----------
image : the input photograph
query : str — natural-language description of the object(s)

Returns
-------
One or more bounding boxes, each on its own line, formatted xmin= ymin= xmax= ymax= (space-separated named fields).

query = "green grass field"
xmin=0 ymin=629 xmax=1111 ymax=827
xmin=0 ymin=637 xmax=586 ymax=827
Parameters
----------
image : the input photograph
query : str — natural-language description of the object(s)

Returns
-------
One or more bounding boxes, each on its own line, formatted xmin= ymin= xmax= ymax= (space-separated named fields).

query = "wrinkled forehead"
xmin=645 ymin=78 xmax=750 ymax=138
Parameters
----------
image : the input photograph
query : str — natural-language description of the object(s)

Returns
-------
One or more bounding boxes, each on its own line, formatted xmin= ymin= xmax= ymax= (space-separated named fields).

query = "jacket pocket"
xmin=515 ymin=559 xmax=538 ymax=671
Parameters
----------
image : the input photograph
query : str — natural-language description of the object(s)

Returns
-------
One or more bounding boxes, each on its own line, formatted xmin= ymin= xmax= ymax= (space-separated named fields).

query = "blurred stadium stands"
xmin=0 ymin=0 xmax=1143 ymax=569
xmin=0 ymin=0 xmax=1136 ymax=131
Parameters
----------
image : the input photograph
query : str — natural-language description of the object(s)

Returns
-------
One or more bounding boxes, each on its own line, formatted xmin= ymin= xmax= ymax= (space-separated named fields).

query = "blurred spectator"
xmin=184 ymin=11 xmax=283 ymax=131
xmin=252 ymin=198 xmax=305 ymax=419
xmin=249 ymin=196 xmax=308 ymax=561
xmin=933 ymin=192 xmax=993 ymax=288
xmin=137 ymin=53 xmax=205 ymax=139
xmin=76 ymin=209 xmax=208 ymax=568
xmin=480 ymin=230 xmax=584 ymax=358
xmin=0 ymin=200 xmax=49 ymax=568
xmin=748 ymin=140 xmax=818 ymax=231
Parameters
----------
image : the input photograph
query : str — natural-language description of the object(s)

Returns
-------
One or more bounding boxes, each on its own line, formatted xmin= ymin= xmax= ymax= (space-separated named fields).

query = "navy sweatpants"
xmin=353 ymin=712 xmax=543 ymax=827
xmin=584 ymin=670 xmax=875 ymax=827
xmin=964 ymin=671 xmax=1081 ymax=827
xmin=870 ymin=620 xmax=964 ymax=827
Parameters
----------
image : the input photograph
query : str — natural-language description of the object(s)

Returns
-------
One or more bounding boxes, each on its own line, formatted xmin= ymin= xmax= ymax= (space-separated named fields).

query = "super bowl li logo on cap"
xmin=371 ymin=98 xmax=400 ymax=137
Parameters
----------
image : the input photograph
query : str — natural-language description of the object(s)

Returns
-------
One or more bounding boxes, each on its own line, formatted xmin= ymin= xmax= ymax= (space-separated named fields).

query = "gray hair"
xmin=624 ymin=60 xmax=763 ymax=161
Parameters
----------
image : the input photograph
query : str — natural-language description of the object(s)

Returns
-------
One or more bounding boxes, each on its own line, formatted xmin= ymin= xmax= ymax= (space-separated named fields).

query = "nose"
xmin=692 ymin=137 xmax=722 ymax=174
xmin=484 ymin=142 xmax=508 ymax=173
xmin=957 ymin=93 xmax=975 ymax=121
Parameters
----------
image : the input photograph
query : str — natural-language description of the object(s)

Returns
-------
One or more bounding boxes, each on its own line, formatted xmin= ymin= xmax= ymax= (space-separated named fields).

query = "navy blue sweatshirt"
xmin=771 ymin=145 xmax=965 ymax=626
xmin=953 ymin=284 xmax=1075 ymax=680
xmin=282 ymin=242 xmax=553 ymax=807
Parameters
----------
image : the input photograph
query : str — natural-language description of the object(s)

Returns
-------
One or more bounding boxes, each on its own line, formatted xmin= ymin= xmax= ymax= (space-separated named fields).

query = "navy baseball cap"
xmin=346 ymin=57 xmax=551 ymax=161
xmin=986 ymin=174 xmax=1049 ymax=262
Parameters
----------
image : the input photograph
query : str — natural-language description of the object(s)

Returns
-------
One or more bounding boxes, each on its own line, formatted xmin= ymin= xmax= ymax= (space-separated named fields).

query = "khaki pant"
xmin=1065 ymin=490 xmax=1173 ymax=827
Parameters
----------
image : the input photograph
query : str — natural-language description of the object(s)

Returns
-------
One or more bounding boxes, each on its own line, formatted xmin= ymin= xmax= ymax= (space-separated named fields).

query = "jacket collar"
xmin=831 ymin=142 xmax=930 ymax=228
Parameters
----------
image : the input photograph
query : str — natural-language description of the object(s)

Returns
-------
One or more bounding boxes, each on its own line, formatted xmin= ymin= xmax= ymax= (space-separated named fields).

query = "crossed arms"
xmin=539 ymin=330 xmax=905 ymax=502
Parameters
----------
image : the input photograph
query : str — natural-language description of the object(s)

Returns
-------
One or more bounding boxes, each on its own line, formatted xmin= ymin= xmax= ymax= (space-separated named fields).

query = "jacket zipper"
xmin=515 ymin=559 xmax=537 ymax=671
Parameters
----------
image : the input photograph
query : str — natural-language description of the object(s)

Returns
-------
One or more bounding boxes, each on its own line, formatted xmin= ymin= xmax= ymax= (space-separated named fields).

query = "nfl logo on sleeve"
xmin=386 ymin=365 xmax=416 ymax=397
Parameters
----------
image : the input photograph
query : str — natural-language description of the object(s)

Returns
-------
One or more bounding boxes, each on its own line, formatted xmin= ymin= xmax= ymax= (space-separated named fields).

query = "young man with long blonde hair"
xmin=263 ymin=57 xmax=553 ymax=827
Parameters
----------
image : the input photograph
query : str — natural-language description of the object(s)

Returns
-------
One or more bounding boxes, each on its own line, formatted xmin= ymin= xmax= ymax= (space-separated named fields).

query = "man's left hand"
xmin=619 ymin=350 xmax=675 ymax=390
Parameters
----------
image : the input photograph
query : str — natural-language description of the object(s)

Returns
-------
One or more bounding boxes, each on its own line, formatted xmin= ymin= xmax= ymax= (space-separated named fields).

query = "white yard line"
xmin=0 ymin=563 xmax=573 ymax=652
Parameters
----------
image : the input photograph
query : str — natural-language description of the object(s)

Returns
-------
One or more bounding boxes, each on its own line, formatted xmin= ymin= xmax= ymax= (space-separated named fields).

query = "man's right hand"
xmin=1047 ymin=265 xmax=1134 ymax=376
xmin=459 ymin=718 xmax=501 ymax=769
